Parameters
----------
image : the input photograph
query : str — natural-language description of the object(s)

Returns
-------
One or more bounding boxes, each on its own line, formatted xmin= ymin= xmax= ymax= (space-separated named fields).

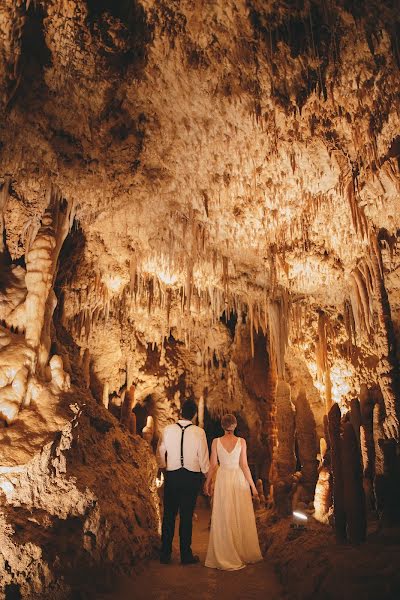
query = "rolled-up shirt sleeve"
xmin=157 ymin=431 xmax=167 ymax=469
xmin=199 ymin=429 xmax=210 ymax=474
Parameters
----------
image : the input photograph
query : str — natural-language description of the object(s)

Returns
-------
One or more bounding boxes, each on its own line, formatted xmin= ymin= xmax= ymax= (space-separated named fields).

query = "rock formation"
xmin=0 ymin=0 xmax=400 ymax=595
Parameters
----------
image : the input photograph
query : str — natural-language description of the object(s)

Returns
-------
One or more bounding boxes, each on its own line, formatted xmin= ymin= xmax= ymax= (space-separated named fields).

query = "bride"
xmin=204 ymin=413 xmax=263 ymax=570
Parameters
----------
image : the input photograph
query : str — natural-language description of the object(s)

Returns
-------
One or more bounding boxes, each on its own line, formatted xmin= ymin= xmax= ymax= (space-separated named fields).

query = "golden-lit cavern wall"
xmin=0 ymin=0 xmax=400 ymax=596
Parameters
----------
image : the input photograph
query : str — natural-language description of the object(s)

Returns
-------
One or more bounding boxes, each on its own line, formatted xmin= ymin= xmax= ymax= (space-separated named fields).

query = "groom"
xmin=157 ymin=398 xmax=210 ymax=565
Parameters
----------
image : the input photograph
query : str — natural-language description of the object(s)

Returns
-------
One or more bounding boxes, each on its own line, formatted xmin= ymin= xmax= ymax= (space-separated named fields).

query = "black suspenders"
xmin=176 ymin=422 xmax=193 ymax=468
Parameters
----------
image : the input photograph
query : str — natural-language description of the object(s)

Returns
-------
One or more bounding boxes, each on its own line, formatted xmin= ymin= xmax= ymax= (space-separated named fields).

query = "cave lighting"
xmin=102 ymin=274 xmax=125 ymax=293
xmin=142 ymin=256 xmax=178 ymax=286
xmin=329 ymin=363 xmax=356 ymax=404
xmin=293 ymin=511 xmax=308 ymax=521
xmin=156 ymin=270 xmax=178 ymax=286
xmin=155 ymin=471 xmax=164 ymax=488
xmin=306 ymin=360 xmax=356 ymax=408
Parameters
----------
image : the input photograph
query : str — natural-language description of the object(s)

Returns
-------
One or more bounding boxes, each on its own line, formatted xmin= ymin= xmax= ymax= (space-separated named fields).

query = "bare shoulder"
xmin=238 ymin=437 xmax=246 ymax=447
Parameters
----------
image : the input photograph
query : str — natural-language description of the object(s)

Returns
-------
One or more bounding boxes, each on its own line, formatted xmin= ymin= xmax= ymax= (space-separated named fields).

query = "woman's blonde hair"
xmin=221 ymin=413 xmax=237 ymax=431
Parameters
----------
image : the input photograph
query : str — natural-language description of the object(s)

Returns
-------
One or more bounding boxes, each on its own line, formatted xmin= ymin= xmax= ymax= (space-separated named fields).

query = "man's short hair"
xmin=181 ymin=398 xmax=197 ymax=420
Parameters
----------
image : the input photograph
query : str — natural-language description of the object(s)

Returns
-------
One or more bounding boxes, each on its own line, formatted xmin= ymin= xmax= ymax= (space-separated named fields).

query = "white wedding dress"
xmin=205 ymin=437 xmax=263 ymax=570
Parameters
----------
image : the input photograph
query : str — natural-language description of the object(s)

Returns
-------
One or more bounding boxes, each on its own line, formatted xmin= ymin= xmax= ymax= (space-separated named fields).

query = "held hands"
xmin=204 ymin=480 xmax=212 ymax=496
xmin=251 ymin=485 xmax=259 ymax=498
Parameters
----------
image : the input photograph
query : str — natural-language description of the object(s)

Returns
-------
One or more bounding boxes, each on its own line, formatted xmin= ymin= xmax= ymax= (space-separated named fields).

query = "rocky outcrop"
xmin=0 ymin=395 xmax=159 ymax=599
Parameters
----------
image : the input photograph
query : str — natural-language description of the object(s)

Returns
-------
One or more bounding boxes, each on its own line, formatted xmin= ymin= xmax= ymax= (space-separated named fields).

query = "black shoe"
xmin=160 ymin=554 xmax=171 ymax=564
xmin=181 ymin=554 xmax=200 ymax=565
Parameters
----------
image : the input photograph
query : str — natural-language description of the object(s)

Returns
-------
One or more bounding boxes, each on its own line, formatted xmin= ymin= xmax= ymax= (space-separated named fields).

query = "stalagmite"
xmin=350 ymin=398 xmax=362 ymax=449
xmin=313 ymin=466 xmax=332 ymax=523
xmin=293 ymin=388 xmax=317 ymax=496
xmin=143 ymin=415 xmax=155 ymax=445
xmin=373 ymin=402 xmax=386 ymax=515
xmin=369 ymin=230 xmax=400 ymax=440
xmin=273 ymin=380 xmax=296 ymax=516
xmin=121 ymin=384 xmax=136 ymax=426
xmin=128 ymin=411 xmax=137 ymax=435
xmin=341 ymin=422 xmax=367 ymax=544
xmin=49 ymin=355 xmax=70 ymax=392
xmin=359 ymin=385 xmax=375 ymax=511
xmin=256 ymin=479 xmax=266 ymax=507
xmin=328 ymin=403 xmax=346 ymax=542
xmin=82 ymin=348 xmax=91 ymax=389
xmin=0 ymin=328 xmax=36 ymax=424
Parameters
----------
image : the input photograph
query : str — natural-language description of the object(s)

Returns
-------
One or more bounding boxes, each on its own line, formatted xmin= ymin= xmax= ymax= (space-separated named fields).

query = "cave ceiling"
xmin=0 ymin=0 xmax=399 ymax=321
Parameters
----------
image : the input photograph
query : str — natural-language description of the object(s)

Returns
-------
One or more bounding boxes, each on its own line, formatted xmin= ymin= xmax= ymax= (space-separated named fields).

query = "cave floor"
xmin=99 ymin=504 xmax=285 ymax=600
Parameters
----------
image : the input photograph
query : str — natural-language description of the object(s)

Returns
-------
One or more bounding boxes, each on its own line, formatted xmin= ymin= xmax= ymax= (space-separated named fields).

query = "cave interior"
xmin=0 ymin=0 xmax=400 ymax=599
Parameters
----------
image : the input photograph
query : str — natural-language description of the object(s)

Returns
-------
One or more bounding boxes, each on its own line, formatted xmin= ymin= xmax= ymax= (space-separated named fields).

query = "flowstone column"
xmin=25 ymin=188 xmax=74 ymax=373
xmin=369 ymin=231 xmax=400 ymax=440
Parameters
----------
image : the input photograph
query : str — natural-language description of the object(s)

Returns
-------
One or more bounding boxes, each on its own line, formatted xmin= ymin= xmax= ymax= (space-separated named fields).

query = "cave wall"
xmin=0 ymin=0 xmax=400 ymax=594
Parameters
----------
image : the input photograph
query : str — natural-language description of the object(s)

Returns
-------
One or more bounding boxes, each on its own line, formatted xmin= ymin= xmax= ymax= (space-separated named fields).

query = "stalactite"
xmin=343 ymin=299 xmax=355 ymax=356
xmin=352 ymin=267 xmax=372 ymax=334
xmin=268 ymin=294 xmax=289 ymax=379
xmin=316 ymin=311 xmax=332 ymax=412
xmin=129 ymin=255 xmax=136 ymax=297
xmin=249 ymin=301 xmax=255 ymax=358
xmin=102 ymin=382 xmax=109 ymax=409
xmin=346 ymin=176 xmax=368 ymax=239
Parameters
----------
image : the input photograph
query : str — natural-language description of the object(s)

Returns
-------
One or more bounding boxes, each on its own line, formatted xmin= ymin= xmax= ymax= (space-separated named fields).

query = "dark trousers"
xmin=161 ymin=468 xmax=202 ymax=560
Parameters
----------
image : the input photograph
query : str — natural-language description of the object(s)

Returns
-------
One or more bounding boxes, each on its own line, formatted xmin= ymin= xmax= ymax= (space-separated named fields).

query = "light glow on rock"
xmin=293 ymin=511 xmax=308 ymax=521
xmin=102 ymin=274 xmax=126 ymax=294
xmin=306 ymin=359 xmax=356 ymax=409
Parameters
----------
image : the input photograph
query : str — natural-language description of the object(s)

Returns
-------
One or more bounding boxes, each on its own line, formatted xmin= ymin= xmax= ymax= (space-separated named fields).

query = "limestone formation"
xmin=0 ymin=0 xmax=400 ymax=594
xmin=328 ymin=403 xmax=346 ymax=542
xmin=342 ymin=422 xmax=367 ymax=544
xmin=273 ymin=380 xmax=296 ymax=515
xmin=313 ymin=466 xmax=332 ymax=524
xmin=143 ymin=415 xmax=155 ymax=445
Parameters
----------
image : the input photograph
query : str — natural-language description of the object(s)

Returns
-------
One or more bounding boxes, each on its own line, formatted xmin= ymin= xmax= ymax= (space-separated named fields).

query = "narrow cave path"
xmin=101 ymin=501 xmax=285 ymax=600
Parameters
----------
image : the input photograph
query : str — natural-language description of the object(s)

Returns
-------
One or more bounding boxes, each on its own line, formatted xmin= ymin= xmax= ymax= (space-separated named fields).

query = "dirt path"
xmin=104 ymin=504 xmax=285 ymax=600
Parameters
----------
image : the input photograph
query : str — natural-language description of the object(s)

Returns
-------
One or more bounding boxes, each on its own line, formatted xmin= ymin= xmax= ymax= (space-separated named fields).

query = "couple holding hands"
xmin=157 ymin=399 xmax=262 ymax=571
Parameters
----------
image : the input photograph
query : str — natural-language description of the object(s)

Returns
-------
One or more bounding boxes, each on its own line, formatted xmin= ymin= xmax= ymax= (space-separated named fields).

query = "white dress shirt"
xmin=157 ymin=419 xmax=210 ymax=474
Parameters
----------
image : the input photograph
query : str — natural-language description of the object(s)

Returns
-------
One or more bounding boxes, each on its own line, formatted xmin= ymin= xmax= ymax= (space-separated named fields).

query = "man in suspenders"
xmin=157 ymin=398 xmax=210 ymax=565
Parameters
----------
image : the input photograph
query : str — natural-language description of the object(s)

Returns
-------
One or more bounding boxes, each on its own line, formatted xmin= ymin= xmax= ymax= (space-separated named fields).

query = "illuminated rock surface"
xmin=0 ymin=0 xmax=399 ymax=598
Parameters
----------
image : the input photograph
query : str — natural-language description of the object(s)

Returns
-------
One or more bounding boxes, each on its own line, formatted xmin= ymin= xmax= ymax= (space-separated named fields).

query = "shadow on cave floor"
xmin=97 ymin=500 xmax=285 ymax=600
